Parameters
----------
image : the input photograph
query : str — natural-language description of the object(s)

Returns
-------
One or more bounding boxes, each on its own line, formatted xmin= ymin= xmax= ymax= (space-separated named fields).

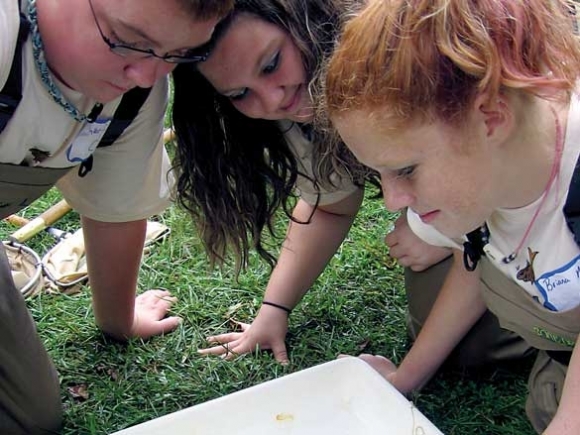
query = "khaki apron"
xmin=0 ymin=163 xmax=71 ymax=219
xmin=405 ymin=256 xmax=533 ymax=368
xmin=0 ymin=162 xmax=70 ymax=433
xmin=480 ymin=258 xmax=578 ymax=433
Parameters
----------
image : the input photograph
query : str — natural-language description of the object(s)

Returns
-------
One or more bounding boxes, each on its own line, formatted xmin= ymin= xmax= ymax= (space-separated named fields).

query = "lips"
xmin=280 ymin=85 xmax=302 ymax=112
xmin=418 ymin=210 xmax=440 ymax=224
xmin=108 ymin=82 xmax=131 ymax=93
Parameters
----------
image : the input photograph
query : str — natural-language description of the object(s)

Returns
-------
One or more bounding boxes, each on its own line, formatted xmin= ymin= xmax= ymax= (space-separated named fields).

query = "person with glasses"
xmin=0 ymin=0 xmax=231 ymax=433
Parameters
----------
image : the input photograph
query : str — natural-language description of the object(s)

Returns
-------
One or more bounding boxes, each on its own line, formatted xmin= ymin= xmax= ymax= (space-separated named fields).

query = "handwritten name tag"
xmin=535 ymin=254 xmax=580 ymax=311
xmin=66 ymin=119 xmax=111 ymax=163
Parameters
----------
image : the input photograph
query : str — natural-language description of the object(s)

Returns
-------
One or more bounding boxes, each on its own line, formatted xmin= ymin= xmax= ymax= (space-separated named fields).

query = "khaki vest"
xmin=0 ymin=163 xmax=71 ymax=219
xmin=480 ymin=258 xmax=579 ymax=351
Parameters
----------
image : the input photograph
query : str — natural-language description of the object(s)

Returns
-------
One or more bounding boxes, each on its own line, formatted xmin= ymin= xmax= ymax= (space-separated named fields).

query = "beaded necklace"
xmin=27 ymin=0 xmax=102 ymax=122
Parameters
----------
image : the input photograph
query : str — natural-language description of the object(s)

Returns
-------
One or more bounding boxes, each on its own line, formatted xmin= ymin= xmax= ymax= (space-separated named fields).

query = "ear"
xmin=472 ymin=93 xmax=513 ymax=143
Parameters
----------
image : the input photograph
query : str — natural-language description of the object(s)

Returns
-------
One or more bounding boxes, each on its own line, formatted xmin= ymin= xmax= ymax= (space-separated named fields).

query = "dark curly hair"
xmin=171 ymin=0 xmax=361 ymax=273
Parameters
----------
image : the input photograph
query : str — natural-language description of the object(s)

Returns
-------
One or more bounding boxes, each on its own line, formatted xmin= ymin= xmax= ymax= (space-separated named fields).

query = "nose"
xmin=381 ymin=177 xmax=415 ymax=212
xmin=256 ymin=85 xmax=285 ymax=116
xmin=124 ymin=58 xmax=175 ymax=89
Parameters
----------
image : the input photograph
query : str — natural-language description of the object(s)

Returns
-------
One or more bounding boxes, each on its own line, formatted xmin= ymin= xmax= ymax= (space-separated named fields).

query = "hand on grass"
xmin=130 ymin=289 xmax=181 ymax=339
xmin=198 ymin=306 xmax=290 ymax=363
xmin=385 ymin=214 xmax=451 ymax=271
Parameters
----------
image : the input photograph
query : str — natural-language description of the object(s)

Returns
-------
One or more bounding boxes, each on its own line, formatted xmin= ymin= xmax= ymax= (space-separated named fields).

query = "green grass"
xmin=0 ymin=188 xmax=534 ymax=434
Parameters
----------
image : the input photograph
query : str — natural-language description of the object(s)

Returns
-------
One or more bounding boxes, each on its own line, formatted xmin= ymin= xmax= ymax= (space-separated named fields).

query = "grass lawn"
xmin=0 ymin=187 xmax=534 ymax=434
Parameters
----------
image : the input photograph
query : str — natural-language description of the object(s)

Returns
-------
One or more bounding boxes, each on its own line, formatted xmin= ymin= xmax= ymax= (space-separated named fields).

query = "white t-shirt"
xmin=279 ymin=120 xmax=360 ymax=206
xmin=0 ymin=0 xmax=172 ymax=222
xmin=408 ymin=93 xmax=580 ymax=312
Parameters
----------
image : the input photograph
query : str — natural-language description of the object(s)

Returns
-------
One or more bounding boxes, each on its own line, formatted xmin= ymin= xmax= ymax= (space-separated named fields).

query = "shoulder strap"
xmin=563 ymin=152 xmax=580 ymax=247
xmin=97 ymin=86 xmax=151 ymax=147
xmin=77 ymin=86 xmax=152 ymax=177
xmin=462 ymin=225 xmax=490 ymax=271
xmin=0 ymin=5 xmax=30 ymax=135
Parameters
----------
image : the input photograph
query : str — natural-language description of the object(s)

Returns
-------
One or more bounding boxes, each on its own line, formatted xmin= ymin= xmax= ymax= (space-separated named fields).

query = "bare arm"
xmin=359 ymin=249 xmax=487 ymax=393
xmin=199 ymin=190 xmax=364 ymax=362
xmin=82 ymin=216 xmax=180 ymax=341
xmin=263 ymin=191 xmax=364 ymax=308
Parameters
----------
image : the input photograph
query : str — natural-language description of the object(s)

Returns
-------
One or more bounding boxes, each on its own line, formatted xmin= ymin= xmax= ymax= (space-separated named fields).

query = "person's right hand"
xmin=197 ymin=304 xmax=290 ymax=363
xmin=385 ymin=214 xmax=451 ymax=271
xmin=130 ymin=289 xmax=181 ymax=339
xmin=338 ymin=353 xmax=402 ymax=391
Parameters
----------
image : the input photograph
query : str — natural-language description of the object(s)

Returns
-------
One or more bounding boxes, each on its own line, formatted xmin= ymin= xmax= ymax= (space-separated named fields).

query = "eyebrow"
xmin=113 ymin=18 xmax=162 ymax=47
xmin=116 ymin=18 xmax=208 ymax=55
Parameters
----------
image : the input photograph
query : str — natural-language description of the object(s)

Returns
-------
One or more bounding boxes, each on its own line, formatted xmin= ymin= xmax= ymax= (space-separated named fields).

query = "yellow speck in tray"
xmin=275 ymin=413 xmax=294 ymax=422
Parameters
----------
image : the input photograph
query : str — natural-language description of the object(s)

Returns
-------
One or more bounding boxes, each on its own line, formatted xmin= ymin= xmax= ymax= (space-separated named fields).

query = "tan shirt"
xmin=280 ymin=120 xmax=359 ymax=206
xmin=0 ymin=0 xmax=172 ymax=222
xmin=0 ymin=0 xmax=18 ymax=89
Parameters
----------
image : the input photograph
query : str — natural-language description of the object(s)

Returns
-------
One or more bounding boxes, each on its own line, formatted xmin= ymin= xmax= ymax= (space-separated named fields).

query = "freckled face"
xmin=333 ymin=110 xmax=498 ymax=238
xmin=197 ymin=14 xmax=313 ymax=122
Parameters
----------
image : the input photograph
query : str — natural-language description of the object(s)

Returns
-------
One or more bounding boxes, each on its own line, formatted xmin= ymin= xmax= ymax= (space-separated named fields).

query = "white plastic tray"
xmin=110 ymin=357 xmax=444 ymax=434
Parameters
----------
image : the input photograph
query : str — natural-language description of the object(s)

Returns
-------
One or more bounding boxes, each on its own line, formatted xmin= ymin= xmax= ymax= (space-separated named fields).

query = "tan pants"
xmin=479 ymin=258 xmax=577 ymax=434
xmin=0 ymin=158 xmax=72 ymax=432
xmin=405 ymin=255 xmax=534 ymax=368
xmin=525 ymin=350 xmax=567 ymax=433
xmin=0 ymin=245 xmax=62 ymax=434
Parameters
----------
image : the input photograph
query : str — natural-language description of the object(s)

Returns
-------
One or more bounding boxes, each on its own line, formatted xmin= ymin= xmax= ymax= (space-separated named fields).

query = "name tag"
xmin=535 ymin=254 xmax=580 ymax=311
xmin=66 ymin=119 xmax=111 ymax=163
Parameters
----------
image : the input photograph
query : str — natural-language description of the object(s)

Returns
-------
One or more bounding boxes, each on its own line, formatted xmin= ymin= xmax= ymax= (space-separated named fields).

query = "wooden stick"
xmin=4 ymin=215 xmax=30 ymax=227
xmin=163 ymin=128 xmax=175 ymax=144
xmin=11 ymin=199 xmax=72 ymax=243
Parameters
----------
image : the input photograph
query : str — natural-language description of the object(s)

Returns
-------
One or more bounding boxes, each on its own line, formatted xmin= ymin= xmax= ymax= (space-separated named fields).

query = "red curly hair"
xmin=325 ymin=0 xmax=580 ymax=127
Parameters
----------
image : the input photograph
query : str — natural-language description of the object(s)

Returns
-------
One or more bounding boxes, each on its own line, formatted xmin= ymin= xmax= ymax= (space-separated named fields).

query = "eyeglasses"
xmin=88 ymin=0 xmax=208 ymax=64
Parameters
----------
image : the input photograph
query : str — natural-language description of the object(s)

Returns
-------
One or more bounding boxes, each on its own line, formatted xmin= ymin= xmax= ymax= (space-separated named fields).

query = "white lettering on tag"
xmin=66 ymin=119 xmax=111 ymax=163
xmin=535 ymin=254 xmax=580 ymax=311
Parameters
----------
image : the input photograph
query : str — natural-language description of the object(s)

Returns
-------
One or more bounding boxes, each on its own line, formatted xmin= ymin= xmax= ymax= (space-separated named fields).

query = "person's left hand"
xmin=130 ymin=289 xmax=181 ymax=339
